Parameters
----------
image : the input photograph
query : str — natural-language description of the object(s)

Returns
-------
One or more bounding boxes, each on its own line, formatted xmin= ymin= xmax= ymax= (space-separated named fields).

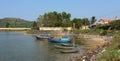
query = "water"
xmin=0 ymin=32 xmax=84 ymax=61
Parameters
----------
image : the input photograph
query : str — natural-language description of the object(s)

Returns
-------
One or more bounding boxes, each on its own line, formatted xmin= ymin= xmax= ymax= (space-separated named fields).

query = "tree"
xmin=37 ymin=11 xmax=71 ymax=27
xmin=82 ymin=18 xmax=90 ymax=26
xmin=109 ymin=20 xmax=120 ymax=30
xmin=95 ymin=24 xmax=110 ymax=30
xmin=72 ymin=18 xmax=83 ymax=29
xmin=32 ymin=21 xmax=38 ymax=30
xmin=91 ymin=16 xmax=96 ymax=24
xmin=5 ymin=22 xmax=10 ymax=28
xmin=62 ymin=20 xmax=72 ymax=27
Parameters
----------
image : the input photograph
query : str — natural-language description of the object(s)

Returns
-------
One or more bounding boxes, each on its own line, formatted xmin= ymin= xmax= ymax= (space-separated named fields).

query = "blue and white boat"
xmin=48 ymin=36 xmax=73 ymax=43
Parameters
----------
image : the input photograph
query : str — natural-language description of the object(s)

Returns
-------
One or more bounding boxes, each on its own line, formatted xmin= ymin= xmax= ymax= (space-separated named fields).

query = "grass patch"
xmin=97 ymin=31 xmax=120 ymax=61
xmin=75 ymin=38 xmax=86 ymax=45
xmin=71 ymin=29 xmax=104 ymax=35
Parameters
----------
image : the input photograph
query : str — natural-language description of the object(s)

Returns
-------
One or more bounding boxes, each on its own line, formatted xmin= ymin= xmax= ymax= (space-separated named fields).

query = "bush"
xmin=100 ymin=30 xmax=107 ymax=36
xmin=75 ymin=38 xmax=85 ymax=45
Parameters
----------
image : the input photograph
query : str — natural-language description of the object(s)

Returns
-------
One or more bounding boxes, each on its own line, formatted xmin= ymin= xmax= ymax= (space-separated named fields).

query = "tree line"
xmin=35 ymin=11 xmax=97 ymax=29
xmin=29 ymin=11 xmax=120 ymax=30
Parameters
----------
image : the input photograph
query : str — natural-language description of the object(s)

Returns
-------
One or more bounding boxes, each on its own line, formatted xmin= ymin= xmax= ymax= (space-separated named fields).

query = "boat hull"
xmin=54 ymin=45 xmax=74 ymax=49
xmin=61 ymin=43 xmax=78 ymax=47
xmin=34 ymin=34 xmax=52 ymax=40
xmin=60 ymin=49 xmax=79 ymax=53
xmin=48 ymin=36 xmax=73 ymax=43
xmin=48 ymin=38 xmax=71 ymax=43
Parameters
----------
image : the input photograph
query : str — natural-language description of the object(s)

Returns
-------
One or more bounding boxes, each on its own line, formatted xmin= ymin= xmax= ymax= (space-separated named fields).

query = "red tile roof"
xmin=99 ymin=18 xmax=111 ymax=23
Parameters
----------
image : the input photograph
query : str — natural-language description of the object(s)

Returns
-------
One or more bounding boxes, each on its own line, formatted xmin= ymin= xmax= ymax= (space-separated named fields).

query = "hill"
xmin=0 ymin=18 xmax=33 ymax=28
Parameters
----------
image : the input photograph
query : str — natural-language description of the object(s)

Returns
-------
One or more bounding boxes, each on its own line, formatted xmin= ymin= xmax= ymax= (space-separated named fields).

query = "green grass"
xmin=75 ymin=38 xmax=86 ymax=45
xmin=72 ymin=29 xmax=104 ymax=35
xmin=97 ymin=31 xmax=120 ymax=61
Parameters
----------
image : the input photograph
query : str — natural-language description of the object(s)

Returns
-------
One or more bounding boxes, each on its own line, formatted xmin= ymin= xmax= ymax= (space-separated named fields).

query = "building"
xmin=39 ymin=27 xmax=72 ymax=31
xmin=80 ymin=26 xmax=89 ymax=30
xmin=98 ymin=18 xmax=111 ymax=24
xmin=90 ymin=16 xmax=119 ymax=28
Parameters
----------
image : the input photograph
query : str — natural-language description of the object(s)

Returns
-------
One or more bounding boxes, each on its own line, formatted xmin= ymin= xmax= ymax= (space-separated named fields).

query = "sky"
xmin=0 ymin=0 xmax=120 ymax=21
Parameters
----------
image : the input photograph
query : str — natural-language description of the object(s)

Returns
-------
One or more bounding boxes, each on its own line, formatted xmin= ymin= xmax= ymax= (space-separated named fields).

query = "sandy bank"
xmin=69 ymin=35 xmax=113 ymax=61
xmin=0 ymin=28 xmax=31 ymax=31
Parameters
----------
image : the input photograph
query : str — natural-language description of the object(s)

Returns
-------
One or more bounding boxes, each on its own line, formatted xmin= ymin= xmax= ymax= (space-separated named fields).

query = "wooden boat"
xmin=35 ymin=34 xmax=52 ymax=39
xmin=60 ymin=49 xmax=79 ymax=53
xmin=61 ymin=43 xmax=78 ymax=47
xmin=48 ymin=36 xmax=72 ymax=43
xmin=54 ymin=45 xmax=75 ymax=49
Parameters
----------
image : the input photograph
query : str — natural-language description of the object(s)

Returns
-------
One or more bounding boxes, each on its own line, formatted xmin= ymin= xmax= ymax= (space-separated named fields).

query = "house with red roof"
xmin=98 ymin=18 xmax=111 ymax=24
xmin=90 ymin=16 xmax=119 ymax=29
xmin=92 ymin=18 xmax=111 ymax=26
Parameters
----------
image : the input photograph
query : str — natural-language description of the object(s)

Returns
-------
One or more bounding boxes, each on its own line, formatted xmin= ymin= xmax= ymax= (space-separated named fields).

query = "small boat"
xmin=61 ymin=43 xmax=78 ymax=47
xmin=54 ymin=45 xmax=75 ymax=49
xmin=48 ymin=38 xmax=71 ymax=43
xmin=48 ymin=36 xmax=73 ymax=43
xmin=35 ymin=34 xmax=52 ymax=39
xmin=62 ymin=36 xmax=73 ymax=40
xmin=60 ymin=49 xmax=79 ymax=53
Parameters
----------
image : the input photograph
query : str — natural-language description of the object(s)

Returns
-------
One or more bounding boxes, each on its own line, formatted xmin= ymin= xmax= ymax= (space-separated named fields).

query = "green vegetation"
xmin=98 ymin=31 xmax=120 ymax=61
xmin=109 ymin=20 xmax=120 ymax=30
xmin=31 ymin=21 xmax=39 ymax=30
xmin=37 ymin=11 xmax=72 ymax=27
xmin=0 ymin=18 xmax=33 ymax=28
xmin=71 ymin=18 xmax=90 ymax=29
xmin=71 ymin=20 xmax=120 ymax=60
xmin=90 ymin=16 xmax=97 ymax=24
xmin=5 ymin=22 xmax=10 ymax=28
xmin=75 ymin=38 xmax=86 ymax=45
xmin=72 ymin=29 xmax=120 ymax=61
xmin=72 ymin=18 xmax=83 ymax=29
xmin=37 ymin=11 xmax=91 ymax=28
xmin=71 ymin=29 xmax=104 ymax=35
xmin=94 ymin=20 xmax=120 ymax=30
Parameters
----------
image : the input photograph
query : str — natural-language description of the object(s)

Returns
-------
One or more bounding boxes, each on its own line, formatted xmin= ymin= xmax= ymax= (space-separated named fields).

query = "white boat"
xmin=34 ymin=34 xmax=52 ymax=39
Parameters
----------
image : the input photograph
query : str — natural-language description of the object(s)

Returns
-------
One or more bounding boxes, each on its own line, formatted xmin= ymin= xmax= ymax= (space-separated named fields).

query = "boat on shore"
xmin=61 ymin=43 xmax=78 ymax=47
xmin=48 ymin=36 xmax=73 ymax=43
xmin=54 ymin=45 xmax=75 ymax=49
xmin=60 ymin=49 xmax=79 ymax=53
xmin=34 ymin=34 xmax=52 ymax=39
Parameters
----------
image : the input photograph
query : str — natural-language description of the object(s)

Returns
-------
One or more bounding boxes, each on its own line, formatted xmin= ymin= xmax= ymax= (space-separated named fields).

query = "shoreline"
xmin=0 ymin=30 xmax=114 ymax=61
xmin=25 ymin=30 xmax=115 ymax=61
xmin=69 ymin=35 xmax=114 ymax=61
xmin=0 ymin=28 xmax=31 ymax=31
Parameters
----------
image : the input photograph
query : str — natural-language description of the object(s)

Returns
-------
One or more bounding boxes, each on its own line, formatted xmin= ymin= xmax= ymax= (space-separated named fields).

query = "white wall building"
xmin=39 ymin=27 xmax=72 ymax=31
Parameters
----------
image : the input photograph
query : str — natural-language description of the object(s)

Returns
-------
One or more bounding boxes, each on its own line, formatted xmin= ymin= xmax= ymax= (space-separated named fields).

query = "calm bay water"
xmin=0 ymin=32 xmax=84 ymax=61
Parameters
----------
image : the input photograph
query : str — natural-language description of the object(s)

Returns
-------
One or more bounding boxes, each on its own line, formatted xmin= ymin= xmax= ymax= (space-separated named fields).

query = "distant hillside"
xmin=0 ymin=18 xmax=33 ymax=28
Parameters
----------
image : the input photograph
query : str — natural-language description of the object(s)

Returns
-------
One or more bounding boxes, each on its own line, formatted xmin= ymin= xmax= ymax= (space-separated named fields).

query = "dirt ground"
xmin=83 ymin=37 xmax=109 ymax=53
